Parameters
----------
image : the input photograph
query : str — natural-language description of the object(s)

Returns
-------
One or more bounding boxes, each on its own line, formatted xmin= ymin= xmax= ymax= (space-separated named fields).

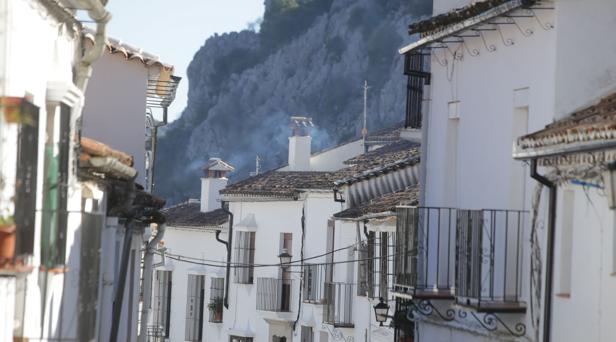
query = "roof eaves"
xmin=399 ymin=0 xmax=530 ymax=54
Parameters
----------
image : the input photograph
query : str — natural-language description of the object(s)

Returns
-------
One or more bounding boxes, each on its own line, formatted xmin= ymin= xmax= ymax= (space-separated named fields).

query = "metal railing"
xmin=256 ymin=278 xmax=292 ymax=312
xmin=146 ymin=326 xmax=165 ymax=342
xmin=394 ymin=207 xmax=456 ymax=299
xmin=303 ymin=264 xmax=328 ymax=304
xmin=323 ymin=282 xmax=354 ymax=327
xmin=456 ymin=209 xmax=527 ymax=312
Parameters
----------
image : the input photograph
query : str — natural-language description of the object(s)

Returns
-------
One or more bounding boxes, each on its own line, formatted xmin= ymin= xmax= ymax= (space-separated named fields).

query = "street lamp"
xmin=373 ymin=297 xmax=391 ymax=326
xmin=278 ymin=249 xmax=292 ymax=269
xmin=605 ymin=161 xmax=616 ymax=209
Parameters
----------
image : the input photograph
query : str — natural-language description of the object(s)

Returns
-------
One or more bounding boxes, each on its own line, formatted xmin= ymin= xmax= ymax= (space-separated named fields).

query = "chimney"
xmin=288 ymin=116 xmax=313 ymax=171
xmin=201 ymin=158 xmax=234 ymax=212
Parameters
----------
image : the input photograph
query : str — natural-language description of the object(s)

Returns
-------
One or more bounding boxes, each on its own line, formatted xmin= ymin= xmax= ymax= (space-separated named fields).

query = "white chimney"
xmin=288 ymin=116 xmax=313 ymax=171
xmin=201 ymin=158 xmax=234 ymax=212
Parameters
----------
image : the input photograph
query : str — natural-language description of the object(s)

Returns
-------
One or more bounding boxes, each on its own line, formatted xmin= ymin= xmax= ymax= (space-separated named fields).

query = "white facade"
xmin=0 ymin=1 xmax=111 ymax=340
xmin=406 ymin=0 xmax=616 ymax=341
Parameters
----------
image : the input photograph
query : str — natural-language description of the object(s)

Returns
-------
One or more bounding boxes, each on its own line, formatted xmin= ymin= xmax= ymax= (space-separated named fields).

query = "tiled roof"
xmin=162 ymin=202 xmax=229 ymax=228
xmin=336 ymin=140 xmax=421 ymax=186
xmin=515 ymin=92 xmax=616 ymax=158
xmin=408 ymin=0 xmax=535 ymax=35
xmin=344 ymin=140 xmax=419 ymax=166
xmin=334 ymin=187 xmax=419 ymax=219
xmin=220 ymin=171 xmax=349 ymax=198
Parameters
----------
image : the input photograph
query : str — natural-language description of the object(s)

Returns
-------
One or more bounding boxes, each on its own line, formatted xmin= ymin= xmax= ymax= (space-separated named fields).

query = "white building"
xmin=393 ymin=0 xmax=616 ymax=341
xmin=0 ymin=0 xmax=112 ymax=340
xmin=152 ymin=115 xmax=423 ymax=342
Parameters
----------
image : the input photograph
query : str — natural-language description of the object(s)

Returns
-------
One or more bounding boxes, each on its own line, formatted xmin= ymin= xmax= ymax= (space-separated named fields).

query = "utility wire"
xmin=157 ymin=250 xmax=401 ymax=269
xmin=153 ymin=239 xmax=365 ymax=267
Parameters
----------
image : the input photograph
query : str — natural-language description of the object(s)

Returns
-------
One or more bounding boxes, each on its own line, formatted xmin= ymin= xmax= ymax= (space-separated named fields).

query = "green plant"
xmin=0 ymin=215 xmax=14 ymax=227
xmin=208 ymin=297 xmax=224 ymax=311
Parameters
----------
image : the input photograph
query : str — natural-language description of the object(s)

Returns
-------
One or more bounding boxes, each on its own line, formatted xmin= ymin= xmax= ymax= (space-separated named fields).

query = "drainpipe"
xmin=110 ymin=218 xmax=136 ymax=342
xmin=530 ymin=159 xmax=556 ymax=342
xmin=218 ymin=201 xmax=234 ymax=309
xmin=75 ymin=0 xmax=112 ymax=92
xmin=138 ymin=222 xmax=166 ymax=342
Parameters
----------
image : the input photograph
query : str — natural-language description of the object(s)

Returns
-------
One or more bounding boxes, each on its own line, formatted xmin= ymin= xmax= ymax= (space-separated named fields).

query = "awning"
xmin=399 ymin=0 xmax=551 ymax=55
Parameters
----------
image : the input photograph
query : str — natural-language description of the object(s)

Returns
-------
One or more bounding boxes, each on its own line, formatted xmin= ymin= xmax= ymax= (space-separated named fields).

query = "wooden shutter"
xmin=14 ymin=100 xmax=39 ymax=256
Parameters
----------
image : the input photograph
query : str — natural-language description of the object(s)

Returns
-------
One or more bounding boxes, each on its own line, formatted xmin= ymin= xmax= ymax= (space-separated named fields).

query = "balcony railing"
xmin=394 ymin=207 xmax=456 ymax=299
xmin=256 ymin=278 xmax=292 ymax=312
xmin=323 ymin=282 xmax=354 ymax=328
xmin=303 ymin=264 xmax=328 ymax=304
xmin=456 ymin=209 xmax=527 ymax=312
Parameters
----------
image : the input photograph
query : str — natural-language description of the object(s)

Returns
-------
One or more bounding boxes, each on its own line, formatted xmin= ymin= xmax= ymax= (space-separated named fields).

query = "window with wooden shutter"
xmin=234 ymin=231 xmax=255 ymax=283
xmin=41 ymin=103 xmax=71 ymax=267
xmin=185 ymin=274 xmax=205 ymax=341
xmin=14 ymin=99 xmax=39 ymax=257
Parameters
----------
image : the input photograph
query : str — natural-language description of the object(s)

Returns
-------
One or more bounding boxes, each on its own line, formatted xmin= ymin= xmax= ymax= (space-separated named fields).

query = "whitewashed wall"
xmin=81 ymin=52 xmax=148 ymax=184
xmin=151 ymin=225 xmax=229 ymax=342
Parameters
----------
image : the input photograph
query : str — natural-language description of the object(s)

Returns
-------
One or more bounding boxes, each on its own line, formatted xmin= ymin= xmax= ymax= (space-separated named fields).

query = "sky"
xmin=105 ymin=0 xmax=265 ymax=122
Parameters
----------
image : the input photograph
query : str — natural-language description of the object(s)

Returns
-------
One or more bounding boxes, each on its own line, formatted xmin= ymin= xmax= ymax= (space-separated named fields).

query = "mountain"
xmin=154 ymin=0 xmax=431 ymax=204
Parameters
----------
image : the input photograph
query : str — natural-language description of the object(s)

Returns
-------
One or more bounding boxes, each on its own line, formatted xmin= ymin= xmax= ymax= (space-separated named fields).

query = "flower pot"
xmin=0 ymin=224 xmax=16 ymax=263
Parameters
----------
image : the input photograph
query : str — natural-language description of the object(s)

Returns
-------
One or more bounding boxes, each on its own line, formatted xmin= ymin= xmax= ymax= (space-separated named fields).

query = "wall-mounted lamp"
xmin=278 ymin=249 xmax=292 ymax=269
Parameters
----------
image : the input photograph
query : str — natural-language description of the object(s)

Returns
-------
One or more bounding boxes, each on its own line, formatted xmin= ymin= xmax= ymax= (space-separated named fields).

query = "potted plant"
xmin=208 ymin=297 xmax=224 ymax=322
xmin=0 ymin=215 xmax=15 ymax=264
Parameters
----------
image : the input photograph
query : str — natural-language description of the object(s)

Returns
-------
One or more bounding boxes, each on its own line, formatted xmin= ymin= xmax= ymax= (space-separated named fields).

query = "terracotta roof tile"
xmin=162 ymin=202 xmax=228 ymax=228
xmin=516 ymin=92 xmax=616 ymax=154
xmin=408 ymin=0 xmax=535 ymax=35
xmin=334 ymin=187 xmax=419 ymax=219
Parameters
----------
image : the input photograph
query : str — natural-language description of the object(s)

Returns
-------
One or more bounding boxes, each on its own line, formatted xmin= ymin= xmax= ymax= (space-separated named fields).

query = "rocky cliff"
xmin=154 ymin=0 xmax=431 ymax=204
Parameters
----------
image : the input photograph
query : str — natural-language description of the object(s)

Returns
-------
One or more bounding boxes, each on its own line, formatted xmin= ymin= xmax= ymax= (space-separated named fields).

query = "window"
xmin=13 ymin=99 xmax=39 ymax=258
xmin=300 ymin=326 xmax=314 ymax=342
xmin=234 ymin=231 xmax=255 ymax=283
xmin=41 ymin=103 xmax=71 ymax=267
xmin=152 ymin=270 xmax=172 ymax=338
xmin=357 ymin=240 xmax=368 ymax=296
xmin=303 ymin=264 xmax=324 ymax=303
xmin=404 ymin=52 xmax=430 ymax=129
xmin=229 ymin=336 xmax=253 ymax=342
xmin=185 ymin=274 xmax=205 ymax=341
xmin=209 ymin=277 xmax=224 ymax=322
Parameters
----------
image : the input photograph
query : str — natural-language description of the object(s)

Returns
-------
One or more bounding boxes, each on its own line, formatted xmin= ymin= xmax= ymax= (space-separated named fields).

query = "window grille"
xmin=185 ymin=274 xmax=205 ymax=341
xmin=209 ymin=277 xmax=224 ymax=323
xmin=357 ymin=240 xmax=369 ymax=296
xmin=151 ymin=270 xmax=172 ymax=339
xmin=256 ymin=278 xmax=292 ymax=312
xmin=323 ymin=282 xmax=354 ymax=327
xmin=234 ymin=231 xmax=255 ymax=284
xmin=77 ymin=212 xmax=103 ymax=341
xmin=303 ymin=264 xmax=326 ymax=303
xmin=14 ymin=99 xmax=39 ymax=257
xmin=404 ymin=52 xmax=430 ymax=129
xmin=229 ymin=335 xmax=253 ymax=342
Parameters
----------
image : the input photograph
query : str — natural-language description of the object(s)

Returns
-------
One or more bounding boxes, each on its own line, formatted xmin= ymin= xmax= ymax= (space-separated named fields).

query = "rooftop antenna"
xmin=362 ymin=80 xmax=369 ymax=152
xmin=250 ymin=155 xmax=261 ymax=176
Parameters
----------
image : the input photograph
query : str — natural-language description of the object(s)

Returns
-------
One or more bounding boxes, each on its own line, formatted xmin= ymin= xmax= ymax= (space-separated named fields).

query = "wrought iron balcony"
xmin=323 ymin=282 xmax=354 ymax=328
xmin=256 ymin=278 xmax=292 ymax=312
xmin=303 ymin=264 xmax=328 ymax=304
xmin=455 ymin=209 xmax=527 ymax=313
xmin=394 ymin=207 xmax=456 ymax=299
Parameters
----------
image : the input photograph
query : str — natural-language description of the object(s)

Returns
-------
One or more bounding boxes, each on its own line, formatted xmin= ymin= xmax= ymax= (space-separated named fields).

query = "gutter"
xmin=529 ymin=159 xmax=556 ymax=342
xmin=218 ymin=201 xmax=234 ymax=309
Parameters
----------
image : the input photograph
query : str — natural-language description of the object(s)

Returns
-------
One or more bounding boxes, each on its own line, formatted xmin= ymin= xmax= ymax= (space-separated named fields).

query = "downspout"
xmin=530 ymin=159 xmax=556 ymax=342
xmin=75 ymin=0 xmax=112 ymax=92
xmin=110 ymin=218 xmax=136 ymax=342
xmin=293 ymin=206 xmax=306 ymax=330
xmin=219 ymin=201 xmax=234 ymax=309
xmin=137 ymin=222 xmax=166 ymax=342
